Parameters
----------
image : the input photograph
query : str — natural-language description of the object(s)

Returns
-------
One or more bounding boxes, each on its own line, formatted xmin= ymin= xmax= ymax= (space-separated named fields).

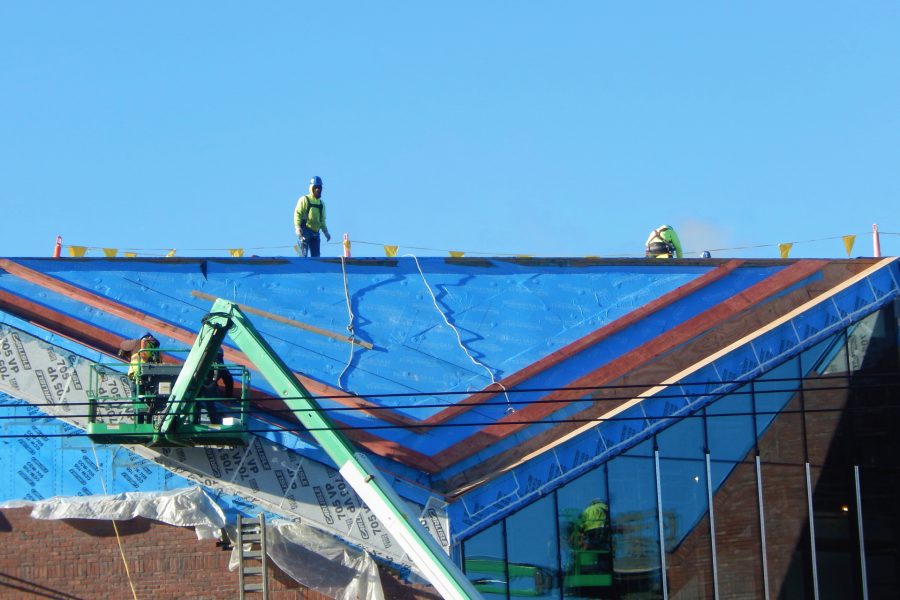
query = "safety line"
xmin=58 ymin=227 xmax=891 ymax=259
xmin=91 ymin=444 xmax=140 ymax=600
xmin=338 ymin=255 xmax=356 ymax=390
xmin=406 ymin=253 xmax=516 ymax=414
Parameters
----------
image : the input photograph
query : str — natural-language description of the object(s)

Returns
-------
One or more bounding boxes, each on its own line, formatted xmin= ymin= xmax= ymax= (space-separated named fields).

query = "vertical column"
xmin=755 ymin=455 xmax=770 ymax=600
xmin=854 ymin=466 xmax=869 ymax=600
xmin=805 ymin=463 xmax=820 ymax=600
xmin=654 ymin=449 xmax=669 ymax=600
xmin=705 ymin=452 xmax=720 ymax=600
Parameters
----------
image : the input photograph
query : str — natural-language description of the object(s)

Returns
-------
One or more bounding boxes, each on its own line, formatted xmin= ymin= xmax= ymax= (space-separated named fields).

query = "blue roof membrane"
xmin=431 ymin=263 xmax=788 ymax=475
xmin=448 ymin=259 xmax=900 ymax=541
xmin=6 ymin=258 xmax=709 ymax=440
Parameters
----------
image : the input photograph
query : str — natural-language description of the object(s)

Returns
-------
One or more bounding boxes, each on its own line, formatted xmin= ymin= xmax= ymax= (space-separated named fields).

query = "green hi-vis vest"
xmin=299 ymin=195 xmax=325 ymax=232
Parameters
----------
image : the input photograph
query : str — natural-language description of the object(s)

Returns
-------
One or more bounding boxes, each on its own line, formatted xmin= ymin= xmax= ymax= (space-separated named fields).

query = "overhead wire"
xmin=2 ymin=401 xmax=900 ymax=440
xmin=3 ymin=374 xmax=898 ymax=435
xmin=6 ymin=371 xmax=899 ymax=414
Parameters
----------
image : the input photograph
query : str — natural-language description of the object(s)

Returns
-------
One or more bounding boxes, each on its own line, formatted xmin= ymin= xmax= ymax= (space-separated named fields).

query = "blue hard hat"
xmin=310 ymin=176 xmax=323 ymax=187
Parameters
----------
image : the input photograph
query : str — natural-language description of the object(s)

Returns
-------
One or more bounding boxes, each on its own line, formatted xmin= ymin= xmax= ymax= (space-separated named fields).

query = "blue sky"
xmin=1 ymin=2 xmax=898 ymax=259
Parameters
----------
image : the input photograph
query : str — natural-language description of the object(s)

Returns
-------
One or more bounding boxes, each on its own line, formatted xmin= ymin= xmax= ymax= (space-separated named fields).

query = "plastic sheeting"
xmin=229 ymin=520 xmax=385 ymax=600
xmin=0 ymin=486 xmax=226 ymax=540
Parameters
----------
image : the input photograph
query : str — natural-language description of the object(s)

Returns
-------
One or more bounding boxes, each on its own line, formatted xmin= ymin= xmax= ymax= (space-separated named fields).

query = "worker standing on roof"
xmin=645 ymin=224 xmax=683 ymax=259
xmin=294 ymin=176 xmax=331 ymax=257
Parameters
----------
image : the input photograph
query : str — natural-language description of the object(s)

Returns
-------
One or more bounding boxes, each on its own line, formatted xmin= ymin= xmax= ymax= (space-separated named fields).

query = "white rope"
xmin=405 ymin=254 xmax=515 ymax=414
xmin=338 ymin=256 xmax=356 ymax=390
xmin=91 ymin=444 xmax=140 ymax=600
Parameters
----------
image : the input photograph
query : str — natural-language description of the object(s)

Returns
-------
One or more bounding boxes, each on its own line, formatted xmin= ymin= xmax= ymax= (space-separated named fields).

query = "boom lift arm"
xmin=164 ymin=299 xmax=482 ymax=600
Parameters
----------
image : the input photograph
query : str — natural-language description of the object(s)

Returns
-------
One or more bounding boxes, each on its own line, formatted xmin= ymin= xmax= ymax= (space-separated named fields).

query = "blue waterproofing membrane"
xmin=0 ymin=309 xmax=436 ymax=498
xmin=0 ymin=392 xmax=266 ymax=521
xmin=449 ymin=259 xmax=900 ymax=542
xmin=3 ymin=258 xmax=707 ymax=453
xmin=431 ymin=264 xmax=790 ymax=477
xmin=4 ymin=312 xmax=446 ymax=518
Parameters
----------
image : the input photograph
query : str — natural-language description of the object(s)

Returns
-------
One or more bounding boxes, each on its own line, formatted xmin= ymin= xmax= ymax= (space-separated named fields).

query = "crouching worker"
xmin=645 ymin=224 xmax=683 ymax=258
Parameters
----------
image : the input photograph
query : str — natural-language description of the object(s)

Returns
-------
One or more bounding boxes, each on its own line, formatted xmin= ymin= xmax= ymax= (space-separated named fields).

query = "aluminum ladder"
xmin=237 ymin=514 xmax=269 ymax=599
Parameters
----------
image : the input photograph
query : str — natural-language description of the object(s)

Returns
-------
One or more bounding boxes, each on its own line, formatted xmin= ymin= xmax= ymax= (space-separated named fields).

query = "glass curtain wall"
xmin=461 ymin=303 xmax=900 ymax=600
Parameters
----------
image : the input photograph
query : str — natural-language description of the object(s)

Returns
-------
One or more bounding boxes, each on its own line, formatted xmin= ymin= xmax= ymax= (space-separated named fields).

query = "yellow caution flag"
xmin=124 ymin=252 xmax=137 ymax=258
xmin=102 ymin=248 xmax=118 ymax=257
xmin=449 ymin=251 xmax=465 ymax=258
xmin=165 ymin=249 xmax=176 ymax=257
xmin=842 ymin=234 xmax=856 ymax=257
xmin=384 ymin=245 xmax=399 ymax=257
xmin=778 ymin=243 xmax=793 ymax=259
xmin=228 ymin=248 xmax=244 ymax=258
xmin=68 ymin=246 xmax=87 ymax=257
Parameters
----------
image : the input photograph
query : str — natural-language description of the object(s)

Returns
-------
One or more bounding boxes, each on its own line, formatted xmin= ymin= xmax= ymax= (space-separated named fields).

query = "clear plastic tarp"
xmin=229 ymin=520 xmax=385 ymax=600
xmin=0 ymin=486 xmax=227 ymax=539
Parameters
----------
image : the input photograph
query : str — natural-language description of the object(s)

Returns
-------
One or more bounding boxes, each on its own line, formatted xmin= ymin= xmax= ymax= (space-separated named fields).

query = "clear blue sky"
xmin=2 ymin=2 xmax=898 ymax=259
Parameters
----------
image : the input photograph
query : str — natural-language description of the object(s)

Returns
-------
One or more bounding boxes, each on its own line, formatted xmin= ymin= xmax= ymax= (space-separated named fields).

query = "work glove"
xmin=324 ymin=230 xmax=331 ymax=242
xmin=294 ymin=226 xmax=301 ymax=237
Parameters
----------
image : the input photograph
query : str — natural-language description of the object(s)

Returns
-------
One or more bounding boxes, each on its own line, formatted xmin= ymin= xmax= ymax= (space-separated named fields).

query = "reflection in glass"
xmin=463 ymin=521 xmax=508 ymax=599
xmin=506 ymin=494 xmax=559 ymax=599
xmin=657 ymin=415 xmax=714 ymax=599
xmin=609 ymin=440 xmax=663 ymax=599
xmin=558 ymin=467 xmax=610 ymax=599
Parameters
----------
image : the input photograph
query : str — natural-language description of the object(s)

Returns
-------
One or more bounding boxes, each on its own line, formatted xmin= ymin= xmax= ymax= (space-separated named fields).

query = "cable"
xmin=91 ymin=443 xmax=140 ymax=600
xmin=406 ymin=253 xmax=516 ymax=414
xmin=337 ymin=254 xmax=356 ymax=391
xmin=6 ymin=372 xmax=899 ymax=415
xmin=2 ymin=402 xmax=899 ymax=440
xmin=60 ymin=227 xmax=895 ymax=259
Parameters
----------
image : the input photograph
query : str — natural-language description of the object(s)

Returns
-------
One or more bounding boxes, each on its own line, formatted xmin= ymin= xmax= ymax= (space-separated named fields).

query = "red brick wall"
xmin=0 ymin=508 xmax=438 ymax=599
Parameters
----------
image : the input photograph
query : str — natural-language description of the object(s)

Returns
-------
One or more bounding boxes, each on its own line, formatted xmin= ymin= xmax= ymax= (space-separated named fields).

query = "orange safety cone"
xmin=343 ymin=233 xmax=351 ymax=258
xmin=53 ymin=236 xmax=62 ymax=258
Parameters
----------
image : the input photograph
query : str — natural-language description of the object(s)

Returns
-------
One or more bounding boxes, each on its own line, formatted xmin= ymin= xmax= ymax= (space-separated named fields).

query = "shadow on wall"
xmin=63 ymin=516 xmax=152 ymax=537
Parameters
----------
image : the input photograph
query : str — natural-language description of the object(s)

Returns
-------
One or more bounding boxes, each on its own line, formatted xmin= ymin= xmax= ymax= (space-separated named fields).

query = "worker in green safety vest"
xmin=294 ymin=175 xmax=331 ymax=257
xmin=572 ymin=498 xmax=610 ymax=550
xmin=645 ymin=224 xmax=683 ymax=258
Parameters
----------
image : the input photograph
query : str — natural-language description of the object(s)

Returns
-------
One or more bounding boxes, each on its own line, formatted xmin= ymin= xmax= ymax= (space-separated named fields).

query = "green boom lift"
xmin=87 ymin=299 xmax=483 ymax=600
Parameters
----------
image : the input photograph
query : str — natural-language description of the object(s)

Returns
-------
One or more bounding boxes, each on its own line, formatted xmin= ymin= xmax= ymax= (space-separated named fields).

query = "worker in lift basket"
xmin=645 ymin=224 xmax=683 ymax=259
xmin=294 ymin=175 xmax=331 ymax=257
xmin=125 ymin=333 xmax=160 ymax=382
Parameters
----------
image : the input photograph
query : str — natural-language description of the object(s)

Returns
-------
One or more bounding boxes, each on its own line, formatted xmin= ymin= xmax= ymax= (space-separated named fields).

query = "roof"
xmin=1 ymin=255 xmax=897 ymax=540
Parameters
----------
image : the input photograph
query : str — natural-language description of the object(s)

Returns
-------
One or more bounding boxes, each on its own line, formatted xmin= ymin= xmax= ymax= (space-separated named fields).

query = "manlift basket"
xmin=86 ymin=350 xmax=250 ymax=447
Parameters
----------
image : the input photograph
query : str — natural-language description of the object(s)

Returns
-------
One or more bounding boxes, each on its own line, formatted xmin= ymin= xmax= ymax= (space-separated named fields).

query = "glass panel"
xmin=761 ymin=461 xmax=812 ymax=599
xmin=859 ymin=467 xmax=900 ymax=599
xmin=558 ymin=467 xmax=610 ymax=600
xmin=712 ymin=457 xmax=766 ymax=598
xmin=755 ymin=356 xmax=802 ymax=437
xmin=846 ymin=310 xmax=894 ymax=374
xmin=758 ymin=360 xmax=806 ymax=469
xmin=463 ymin=521 xmax=508 ymax=599
xmin=810 ymin=464 xmax=859 ymax=600
xmin=657 ymin=415 xmax=714 ymax=599
xmin=506 ymin=494 xmax=559 ymax=599
xmin=706 ymin=384 xmax=756 ymax=487
xmin=608 ymin=439 xmax=663 ymax=599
